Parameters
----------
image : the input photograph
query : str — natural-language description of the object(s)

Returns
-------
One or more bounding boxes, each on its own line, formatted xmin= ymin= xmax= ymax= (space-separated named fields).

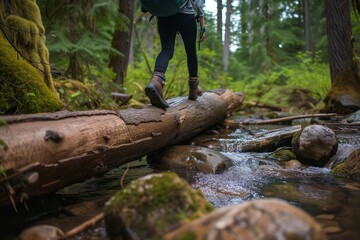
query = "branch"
xmin=62 ymin=212 xmax=104 ymax=239
xmin=240 ymin=113 xmax=337 ymax=125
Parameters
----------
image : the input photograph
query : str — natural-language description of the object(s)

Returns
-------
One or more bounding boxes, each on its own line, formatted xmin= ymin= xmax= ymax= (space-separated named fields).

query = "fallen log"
xmin=0 ymin=89 xmax=243 ymax=208
xmin=241 ymin=125 xmax=302 ymax=152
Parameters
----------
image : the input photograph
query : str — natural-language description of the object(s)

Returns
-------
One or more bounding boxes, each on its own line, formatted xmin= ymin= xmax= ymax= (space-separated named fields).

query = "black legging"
xmin=154 ymin=13 xmax=198 ymax=78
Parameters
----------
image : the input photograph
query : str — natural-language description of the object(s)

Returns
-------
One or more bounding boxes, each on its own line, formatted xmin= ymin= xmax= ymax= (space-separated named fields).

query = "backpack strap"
xmin=189 ymin=0 xmax=200 ymax=20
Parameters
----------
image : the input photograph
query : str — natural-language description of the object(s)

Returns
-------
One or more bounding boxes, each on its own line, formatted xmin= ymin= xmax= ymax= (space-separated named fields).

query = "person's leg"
xmin=145 ymin=16 xmax=178 ymax=109
xmin=154 ymin=17 xmax=178 ymax=73
xmin=177 ymin=14 xmax=202 ymax=100
xmin=177 ymin=14 xmax=198 ymax=77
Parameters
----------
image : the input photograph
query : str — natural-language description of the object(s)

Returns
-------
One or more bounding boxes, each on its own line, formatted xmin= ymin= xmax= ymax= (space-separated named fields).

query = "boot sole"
xmin=145 ymin=83 xmax=169 ymax=109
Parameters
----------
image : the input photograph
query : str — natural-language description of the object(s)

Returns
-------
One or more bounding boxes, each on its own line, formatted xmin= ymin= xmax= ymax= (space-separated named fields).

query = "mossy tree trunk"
xmin=0 ymin=0 xmax=62 ymax=114
xmin=0 ymin=89 xmax=243 ymax=207
xmin=324 ymin=0 xmax=360 ymax=113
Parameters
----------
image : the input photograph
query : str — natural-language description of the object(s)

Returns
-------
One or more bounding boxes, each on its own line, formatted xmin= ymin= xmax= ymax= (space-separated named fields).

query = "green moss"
xmin=131 ymin=104 xmax=144 ymax=109
xmin=105 ymin=173 xmax=213 ymax=240
xmin=0 ymin=165 xmax=6 ymax=177
xmin=109 ymin=172 xmax=212 ymax=218
xmin=0 ymin=119 xmax=7 ymax=127
xmin=291 ymin=129 xmax=302 ymax=147
xmin=174 ymin=231 xmax=197 ymax=240
xmin=1 ymin=0 xmax=55 ymax=91
xmin=272 ymin=148 xmax=297 ymax=161
xmin=15 ymin=0 xmax=45 ymax=34
xmin=0 ymin=139 xmax=8 ymax=151
xmin=0 ymin=34 xmax=62 ymax=113
xmin=0 ymin=3 xmax=5 ymax=21
xmin=264 ymin=111 xmax=280 ymax=119
xmin=5 ymin=15 xmax=39 ymax=49
xmin=332 ymin=148 xmax=360 ymax=181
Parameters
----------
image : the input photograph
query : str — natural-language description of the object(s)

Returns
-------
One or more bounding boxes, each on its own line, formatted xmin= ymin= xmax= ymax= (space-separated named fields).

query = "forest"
xmin=0 ymin=0 xmax=359 ymax=114
xmin=1 ymin=0 xmax=360 ymax=239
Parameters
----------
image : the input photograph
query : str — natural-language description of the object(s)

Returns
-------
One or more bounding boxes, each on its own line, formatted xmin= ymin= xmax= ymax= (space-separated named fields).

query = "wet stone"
xmin=104 ymin=173 xmax=213 ymax=240
xmin=284 ymin=160 xmax=303 ymax=170
xmin=165 ymin=198 xmax=328 ymax=240
xmin=262 ymin=182 xmax=345 ymax=213
xmin=148 ymin=145 xmax=233 ymax=174
xmin=292 ymin=124 xmax=338 ymax=166
xmin=18 ymin=225 xmax=64 ymax=240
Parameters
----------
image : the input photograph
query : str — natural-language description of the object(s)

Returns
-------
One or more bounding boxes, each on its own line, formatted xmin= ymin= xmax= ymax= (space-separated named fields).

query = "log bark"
xmin=0 ymin=89 xmax=243 ymax=207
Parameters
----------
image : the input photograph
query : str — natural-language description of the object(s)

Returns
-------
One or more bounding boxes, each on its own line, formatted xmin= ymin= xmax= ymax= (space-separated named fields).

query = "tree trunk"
xmin=222 ymin=0 xmax=231 ymax=72
xmin=324 ymin=0 xmax=360 ymax=113
xmin=303 ymin=0 xmax=311 ymax=53
xmin=0 ymin=89 xmax=244 ymax=207
xmin=109 ymin=0 xmax=135 ymax=86
xmin=0 ymin=0 xmax=61 ymax=114
xmin=217 ymin=0 xmax=223 ymax=43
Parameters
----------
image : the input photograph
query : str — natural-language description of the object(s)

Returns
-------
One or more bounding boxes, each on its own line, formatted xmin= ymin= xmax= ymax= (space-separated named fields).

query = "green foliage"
xmin=0 ymin=139 xmax=8 ymax=152
xmin=55 ymin=78 xmax=115 ymax=111
xmin=0 ymin=118 xmax=7 ymax=127
xmin=35 ymin=1 xmax=335 ymax=112
xmin=351 ymin=6 xmax=360 ymax=51
xmin=0 ymin=165 xmax=6 ymax=177
xmin=37 ymin=0 xmax=127 ymax=81
xmin=228 ymin=52 xmax=330 ymax=111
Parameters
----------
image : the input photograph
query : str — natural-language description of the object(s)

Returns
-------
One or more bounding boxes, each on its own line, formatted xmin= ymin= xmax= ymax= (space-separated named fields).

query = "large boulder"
xmin=104 ymin=173 xmax=213 ymax=240
xmin=165 ymin=198 xmax=327 ymax=240
xmin=262 ymin=182 xmax=345 ymax=212
xmin=292 ymin=124 xmax=338 ymax=166
xmin=148 ymin=145 xmax=232 ymax=174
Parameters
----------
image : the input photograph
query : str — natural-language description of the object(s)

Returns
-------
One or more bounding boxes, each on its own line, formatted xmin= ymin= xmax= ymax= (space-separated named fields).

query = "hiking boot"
xmin=145 ymin=71 xmax=169 ymax=109
xmin=188 ymin=76 xmax=202 ymax=100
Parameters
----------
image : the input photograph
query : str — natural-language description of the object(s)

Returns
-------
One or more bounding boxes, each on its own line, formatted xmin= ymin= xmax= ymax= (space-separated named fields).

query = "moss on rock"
xmin=271 ymin=148 xmax=297 ymax=161
xmin=104 ymin=172 xmax=213 ymax=240
xmin=332 ymin=148 xmax=360 ymax=181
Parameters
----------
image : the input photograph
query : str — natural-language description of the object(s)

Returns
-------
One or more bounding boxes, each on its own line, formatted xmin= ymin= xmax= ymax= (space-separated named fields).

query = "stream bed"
xmin=1 ymin=117 xmax=360 ymax=240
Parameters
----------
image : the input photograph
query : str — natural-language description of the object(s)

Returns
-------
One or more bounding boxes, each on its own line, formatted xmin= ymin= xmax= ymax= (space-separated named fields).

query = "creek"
xmin=1 ymin=115 xmax=360 ymax=240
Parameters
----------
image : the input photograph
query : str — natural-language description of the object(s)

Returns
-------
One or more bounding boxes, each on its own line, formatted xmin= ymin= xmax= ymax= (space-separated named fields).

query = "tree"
xmin=38 ymin=0 xmax=123 ymax=81
xmin=109 ymin=0 xmax=135 ymax=86
xmin=303 ymin=0 xmax=311 ymax=53
xmin=217 ymin=0 xmax=223 ymax=43
xmin=0 ymin=0 xmax=62 ymax=114
xmin=323 ymin=0 xmax=360 ymax=112
xmin=222 ymin=0 xmax=232 ymax=71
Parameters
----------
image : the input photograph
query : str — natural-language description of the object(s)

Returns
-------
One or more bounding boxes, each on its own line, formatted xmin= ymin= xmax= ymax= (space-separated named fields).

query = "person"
xmin=144 ymin=0 xmax=206 ymax=109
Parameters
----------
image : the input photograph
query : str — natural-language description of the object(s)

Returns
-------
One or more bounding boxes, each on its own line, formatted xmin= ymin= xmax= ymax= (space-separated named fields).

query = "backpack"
xmin=140 ymin=0 xmax=188 ymax=17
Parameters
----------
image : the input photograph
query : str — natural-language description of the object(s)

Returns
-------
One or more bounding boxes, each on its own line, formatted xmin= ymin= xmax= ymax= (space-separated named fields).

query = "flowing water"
xmin=2 ymin=120 xmax=360 ymax=239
